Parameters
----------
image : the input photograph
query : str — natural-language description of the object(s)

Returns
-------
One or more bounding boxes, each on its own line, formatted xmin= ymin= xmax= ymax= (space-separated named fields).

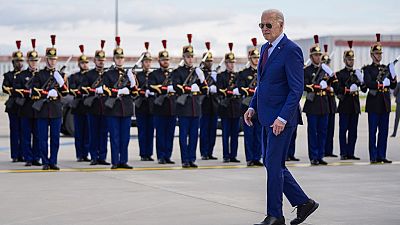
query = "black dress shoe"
xmin=111 ymin=164 xmax=119 ymax=169
xmin=223 ymin=158 xmax=230 ymax=163
xmin=32 ymin=161 xmax=42 ymax=166
xmin=310 ymin=160 xmax=319 ymax=166
xmin=182 ymin=162 xmax=190 ymax=168
xmin=165 ymin=159 xmax=175 ymax=164
xmin=98 ymin=160 xmax=111 ymax=165
xmin=253 ymin=161 xmax=264 ymax=166
xmin=119 ymin=163 xmax=133 ymax=169
xmin=82 ymin=157 xmax=91 ymax=162
xmin=347 ymin=156 xmax=360 ymax=160
xmin=42 ymin=165 xmax=50 ymax=170
xmin=370 ymin=160 xmax=379 ymax=164
xmin=390 ymin=134 xmax=396 ymax=137
xmin=254 ymin=216 xmax=285 ymax=225
xmin=201 ymin=156 xmax=209 ymax=160
xmin=49 ymin=165 xmax=60 ymax=170
xmin=90 ymin=160 xmax=98 ymax=165
xmin=287 ymin=156 xmax=300 ymax=161
xmin=230 ymin=158 xmax=241 ymax=163
xmin=290 ymin=199 xmax=319 ymax=225
xmin=340 ymin=155 xmax=348 ymax=160
xmin=318 ymin=160 xmax=328 ymax=165
xmin=158 ymin=159 xmax=166 ymax=164
xmin=148 ymin=157 xmax=155 ymax=161
xmin=208 ymin=155 xmax=218 ymax=160
xmin=25 ymin=162 xmax=32 ymax=167
xmin=77 ymin=158 xmax=84 ymax=162
xmin=17 ymin=157 xmax=25 ymax=162
xmin=325 ymin=154 xmax=338 ymax=158
xmin=12 ymin=158 xmax=18 ymax=163
xmin=189 ymin=162 xmax=198 ymax=168
xmin=247 ymin=161 xmax=255 ymax=167
xmin=381 ymin=158 xmax=392 ymax=163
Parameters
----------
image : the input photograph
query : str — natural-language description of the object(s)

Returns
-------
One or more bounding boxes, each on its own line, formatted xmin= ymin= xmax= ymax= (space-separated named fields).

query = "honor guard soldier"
xmin=148 ymin=40 xmax=176 ymax=164
xmin=363 ymin=33 xmax=397 ymax=164
xmin=237 ymin=38 xmax=263 ymax=166
xmin=68 ymin=45 xmax=90 ymax=162
xmin=103 ymin=36 xmax=135 ymax=169
xmin=216 ymin=43 xmax=242 ymax=163
xmin=199 ymin=42 xmax=219 ymax=160
xmin=31 ymin=35 xmax=69 ymax=170
xmin=335 ymin=40 xmax=365 ymax=160
xmin=135 ymin=42 xmax=155 ymax=162
xmin=3 ymin=40 xmax=24 ymax=162
xmin=14 ymin=39 xmax=41 ymax=166
xmin=82 ymin=40 xmax=110 ymax=166
xmin=172 ymin=34 xmax=208 ymax=168
xmin=321 ymin=44 xmax=339 ymax=158
xmin=303 ymin=35 xmax=335 ymax=166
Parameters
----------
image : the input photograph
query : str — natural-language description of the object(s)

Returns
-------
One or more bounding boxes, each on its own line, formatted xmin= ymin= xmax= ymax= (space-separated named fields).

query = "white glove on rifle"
xmin=349 ymin=84 xmax=358 ymax=92
xmin=209 ymin=85 xmax=217 ymax=94
xmin=127 ymin=68 xmax=136 ymax=88
xmin=319 ymin=80 xmax=328 ymax=89
xmin=195 ymin=68 xmax=205 ymax=83
xmin=233 ymin=87 xmax=240 ymax=96
xmin=95 ymin=86 xmax=103 ymax=94
xmin=47 ymin=89 xmax=58 ymax=98
xmin=211 ymin=71 xmax=217 ymax=82
xmin=330 ymin=87 xmax=334 ymax=92
xmin=54 ymin=71 xmax=65 ymax=86
xmin=191 ymin=83 xmax=200 ymax=92
xmin=145 ymin=89 xmax=154 ymax=97
xmin=355 ymin=69 xmax=364 ymax=83
xmin=321 ymin=63 xmax=334 ymax=77
xmin=167 ymin=85 xmax=175 ymax=93
xmin=389 ymin=62 xmax=397 ymax=79
xmin=117 ymin=87 xmax=129 ymax=96
xmin=383 ymin=78 xmax=390 ymax=87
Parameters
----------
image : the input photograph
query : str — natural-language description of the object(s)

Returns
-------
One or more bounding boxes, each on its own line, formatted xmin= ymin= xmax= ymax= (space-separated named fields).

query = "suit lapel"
xmin=261 ymin=35 xmax=288 ymax=76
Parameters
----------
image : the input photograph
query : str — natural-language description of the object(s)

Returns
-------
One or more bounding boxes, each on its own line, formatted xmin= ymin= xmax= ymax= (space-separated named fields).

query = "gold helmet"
xmin=142 ymin=42 xmax=152 ymax=61
xmin=26 ymin=39 xmax=39 ymax=61
xmin=12 ymin=40 xmax=24 ymax=61
xmin=224 ymin=42 xmax=236 ymax=63
xmin=78 ymin=45 xmax=89 ymax=63
xmin=321 ymin=44 xmax=330 ymax=64
xmin=343 ymin=40 xmax=355 ymax=59
xmin=45 ymin=35 xmax=57 ymax=59
xmin=248 ymin=38 xmax=260 ymax=58
xmin=95 ymin=40 xmax=106 ymax=60
xmin=158 ymin=40 xmax=169 ymax=60
xmin=182 ymin=34 xmax=194 ymax=57
xmin=113 ymin=36 xmax=124 ymax=58
xmin=370 ymin=33 xmax=382 ymax=54
xmin=309 ymin=35 xmax=322 ymax=55
xmin=202 ymin=42 xmax=213 ymax=62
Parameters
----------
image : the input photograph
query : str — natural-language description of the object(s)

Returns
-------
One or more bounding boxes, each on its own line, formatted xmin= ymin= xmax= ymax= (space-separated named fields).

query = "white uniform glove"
xmin=355 ymin=69 xmax=364 ymax=83
xmin=47 ymin=89 xmax=58 ymax=98
xmin=95 ymin=86 xmax=103 ymax=94
xmin=54 ymin=71 xmax=64 ymax=86
xmin=191 ymin=83 xmax=200 ymax=92
xmin=349 ymin=84 xmax=358 ymax=92
xmin=167 ymin=85 xmax=175 ymax=93
xmin=211 ymin=71 xmax=217 ymax=82
xmin=321 ymin=63 xmax=334 ymax=77
xmin=127 ymin=69 xmax=136 ymax=88
xmin=195 ymin=68 xmax=205 ymax=83
xmin=209 ymin=85 xmax=217 ymax=94
xmin=330 ymin=87 xmax=334 ymax=92
xmin=145 ymin=89 xmax=154 ymax=97
xmin=319 ymin=80 xmax=328 ymax=89
xmin=383 ymin=78 xmax=390 ymax=87
xmin=117 ymin=87 xmax=129 ymax=96
xmin=389 ymin=62 xmax=397 ymax=79
xmin=233 ymin=87 xmax=240 ymax=95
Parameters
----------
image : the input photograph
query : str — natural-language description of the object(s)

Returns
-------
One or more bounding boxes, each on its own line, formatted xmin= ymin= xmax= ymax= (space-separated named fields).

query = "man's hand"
xmin=270 ymin=118 xmax=285 ymax=136
xmin=244 ymin=108 xmax=255 ymax=126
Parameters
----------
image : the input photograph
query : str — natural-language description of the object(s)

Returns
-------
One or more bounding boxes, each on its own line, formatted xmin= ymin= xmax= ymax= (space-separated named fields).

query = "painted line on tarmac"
xmin=0 ymin=161 xmax=399 ymax=173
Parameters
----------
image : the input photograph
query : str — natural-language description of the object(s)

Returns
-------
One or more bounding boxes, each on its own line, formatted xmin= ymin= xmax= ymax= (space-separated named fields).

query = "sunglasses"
xmin=259 ymin=23 xmax=273 ymax=29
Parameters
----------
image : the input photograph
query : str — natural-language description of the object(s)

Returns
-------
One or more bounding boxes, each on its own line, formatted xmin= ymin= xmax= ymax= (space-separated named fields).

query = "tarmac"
xmin=0 ymin=100 xmax=399 ymax=225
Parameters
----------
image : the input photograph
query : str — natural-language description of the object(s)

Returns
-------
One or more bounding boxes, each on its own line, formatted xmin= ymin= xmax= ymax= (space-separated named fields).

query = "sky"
xmin=0 ymin=0 xmax=399 ymax=57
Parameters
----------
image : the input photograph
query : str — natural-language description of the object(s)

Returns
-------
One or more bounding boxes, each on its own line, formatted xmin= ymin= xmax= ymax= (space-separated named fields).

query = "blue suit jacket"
xmin=249 ymin=34 xmax=304 ymax=128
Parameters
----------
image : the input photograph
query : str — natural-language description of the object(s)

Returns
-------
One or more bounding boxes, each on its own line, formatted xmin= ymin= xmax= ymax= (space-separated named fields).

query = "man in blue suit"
xmin=245 ymin=9 xmax=319 ymax=225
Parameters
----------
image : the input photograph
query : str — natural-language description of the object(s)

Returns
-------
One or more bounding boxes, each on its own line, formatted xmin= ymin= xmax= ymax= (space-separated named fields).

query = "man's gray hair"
xmin=262 ymin=9 xmax=285 ymax=23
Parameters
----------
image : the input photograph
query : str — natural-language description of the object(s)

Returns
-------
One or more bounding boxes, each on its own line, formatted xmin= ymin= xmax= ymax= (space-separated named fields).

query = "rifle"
xmin=83 ymin=69 xmax=106 ymax=107
xmin=104 ymin=68 xmax=130 ymax=109
xmin=153 ymin=60 xmax=183 ymax=106
xmin=242 ymin=70 xmax=258 ymax=107
xmin=24 ymin=57 xmax=41 ymax=89
xmin=32 ymin=73 xmax=57 ymax=111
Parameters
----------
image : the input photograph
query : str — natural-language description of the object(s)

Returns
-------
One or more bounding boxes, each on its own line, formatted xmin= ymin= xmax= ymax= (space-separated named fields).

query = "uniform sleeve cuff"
xmin=277 ymin=116 xmax=287 ymax=124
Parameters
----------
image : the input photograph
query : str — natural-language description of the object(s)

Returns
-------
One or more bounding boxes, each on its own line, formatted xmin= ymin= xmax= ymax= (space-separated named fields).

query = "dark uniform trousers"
xmin=172 ymin=65 xmax=207 ymax=164
xmin=148 ymin=68 xmax=176 ymax=161
xmin=200 ymin=114 xmax=218 ymax=157
xmin=103 ymin=68 xmax=134 ymax=166
xmin=3 ymin=70 xmax=23 ymax=160
xmin=339 ymin=114 xmax=358 ymax=157
xmin=363 ymin=63 xmax=397 ymax=161
xmin=243 ymin=117 xmax=261 ymax=162
xmin=287 ymin=125 xmax=298 ymax=159
xmin=325 ymin=92 xmax=336 ymax=156
xmin=83 ymin=69 xmax=108 ymax=162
